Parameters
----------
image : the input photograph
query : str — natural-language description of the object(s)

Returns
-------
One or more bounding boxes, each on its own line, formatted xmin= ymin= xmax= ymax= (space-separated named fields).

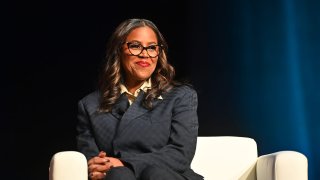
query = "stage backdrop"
xmin=188 ymin=1 xmax=320 ymax=180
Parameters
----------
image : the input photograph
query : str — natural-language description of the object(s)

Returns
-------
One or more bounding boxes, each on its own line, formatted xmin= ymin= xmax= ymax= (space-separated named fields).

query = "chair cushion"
xmin=191 ymin=136 xmax=258 ymax=180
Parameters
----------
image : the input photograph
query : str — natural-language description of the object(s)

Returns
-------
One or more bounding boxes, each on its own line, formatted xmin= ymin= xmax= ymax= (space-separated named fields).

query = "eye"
xmin=129 ymin=43 xmax=142 ymax=50
xmin=147 ymin=45 xmax=157 ymax=51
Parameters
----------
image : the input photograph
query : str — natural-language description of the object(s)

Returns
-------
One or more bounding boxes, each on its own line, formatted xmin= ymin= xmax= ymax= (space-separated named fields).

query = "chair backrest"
xmin=191 ymin=136 xmax=258 ymax=180
xmin=49 ymin=151 xmax=88 ymax=180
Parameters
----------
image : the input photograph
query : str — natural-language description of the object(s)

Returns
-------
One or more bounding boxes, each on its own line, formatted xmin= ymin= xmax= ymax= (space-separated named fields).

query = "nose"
xmin=139 ymin=48 xmax=149 ymax=58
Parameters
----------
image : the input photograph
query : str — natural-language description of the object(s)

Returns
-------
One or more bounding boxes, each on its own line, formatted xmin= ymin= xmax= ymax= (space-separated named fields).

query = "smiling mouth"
xmin=136 ymin=61 xmax=150 ymax=67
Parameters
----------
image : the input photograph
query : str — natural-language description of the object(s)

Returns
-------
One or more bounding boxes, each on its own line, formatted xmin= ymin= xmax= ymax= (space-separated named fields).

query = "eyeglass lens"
xmin=127 ymin=43 xmax=160 ymax=57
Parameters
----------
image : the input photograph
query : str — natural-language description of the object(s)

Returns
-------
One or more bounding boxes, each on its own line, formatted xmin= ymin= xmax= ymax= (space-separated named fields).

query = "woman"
xmin=76 ymin=18 xmax=203 ymax=180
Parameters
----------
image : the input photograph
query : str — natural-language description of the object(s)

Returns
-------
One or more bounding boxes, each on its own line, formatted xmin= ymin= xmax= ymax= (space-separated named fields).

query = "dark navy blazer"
xmin=76 ymin=85 xmax=203 ymax=180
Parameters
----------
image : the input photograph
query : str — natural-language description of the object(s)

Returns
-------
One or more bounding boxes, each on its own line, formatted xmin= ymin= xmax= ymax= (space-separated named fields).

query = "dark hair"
xmin=98 ymin=18 xmax=176 ymax=112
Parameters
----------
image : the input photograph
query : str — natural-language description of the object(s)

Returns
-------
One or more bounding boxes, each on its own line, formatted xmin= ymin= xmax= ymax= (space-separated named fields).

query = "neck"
xmin=124 ymin=79 xmax=145 ymax=94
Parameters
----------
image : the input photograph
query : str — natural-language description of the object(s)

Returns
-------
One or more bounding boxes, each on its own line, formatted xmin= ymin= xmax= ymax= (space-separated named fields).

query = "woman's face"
xmin=121 ymin=26 xmax=158 ymax=84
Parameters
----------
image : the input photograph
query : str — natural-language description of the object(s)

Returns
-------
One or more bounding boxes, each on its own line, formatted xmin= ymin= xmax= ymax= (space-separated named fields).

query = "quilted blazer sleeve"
xmin=76 ymin=91 xmax=101 ymax=160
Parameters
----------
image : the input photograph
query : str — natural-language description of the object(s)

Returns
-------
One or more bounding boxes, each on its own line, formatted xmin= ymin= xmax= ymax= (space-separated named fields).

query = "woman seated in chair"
xmin=76 ymin=18 xmax=203 ymax=180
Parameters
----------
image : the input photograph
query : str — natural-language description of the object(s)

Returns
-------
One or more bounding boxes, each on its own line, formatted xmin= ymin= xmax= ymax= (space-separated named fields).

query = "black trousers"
xmin=104 ymin=166 xmax=187 ymax=180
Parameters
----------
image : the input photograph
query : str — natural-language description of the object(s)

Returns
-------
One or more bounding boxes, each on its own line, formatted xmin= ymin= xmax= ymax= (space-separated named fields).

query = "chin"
xmin=136 ymin=72 xmax=152 ymax=79
xmin=137 ymin=77 xmax=150 ymax=81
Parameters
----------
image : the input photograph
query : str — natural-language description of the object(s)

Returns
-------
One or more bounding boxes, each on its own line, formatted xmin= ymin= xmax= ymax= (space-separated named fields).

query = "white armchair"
xmin=191 ymin=136 xmax=308 ymax=180
xmin=49 ymin=136 xmax=308 ymax=180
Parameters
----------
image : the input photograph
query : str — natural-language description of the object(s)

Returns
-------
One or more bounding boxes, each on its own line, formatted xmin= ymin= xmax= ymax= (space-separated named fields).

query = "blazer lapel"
xmin=116 ymin=91 xmax=164 ymax=134
xmin=117 ymin=91 xmax=147 ymax=132
xmin=111 ymin=93 xmax=130 ymax=120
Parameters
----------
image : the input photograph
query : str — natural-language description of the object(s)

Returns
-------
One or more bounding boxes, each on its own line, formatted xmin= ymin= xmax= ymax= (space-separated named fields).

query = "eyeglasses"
xmin=125 ymin=42 xmax=161 ymax=58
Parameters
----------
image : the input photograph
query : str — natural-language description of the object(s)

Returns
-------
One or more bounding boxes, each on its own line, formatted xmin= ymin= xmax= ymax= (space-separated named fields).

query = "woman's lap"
xmin=104 ymin=165 xmax=186 ymax=180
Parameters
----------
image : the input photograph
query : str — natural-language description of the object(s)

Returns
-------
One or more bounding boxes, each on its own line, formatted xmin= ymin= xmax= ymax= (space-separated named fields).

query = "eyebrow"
xmin=128 ymin=40 xmax=158 ymax=45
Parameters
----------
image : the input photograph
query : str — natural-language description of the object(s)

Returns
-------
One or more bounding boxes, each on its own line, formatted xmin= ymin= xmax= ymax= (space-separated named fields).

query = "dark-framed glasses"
xmin=126 ymin=42 xmax=161 ymax=58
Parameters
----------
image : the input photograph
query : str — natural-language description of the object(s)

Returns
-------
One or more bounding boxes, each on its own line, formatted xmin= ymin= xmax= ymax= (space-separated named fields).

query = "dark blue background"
xmin=9 ymin=0 xmax=319 ymax=179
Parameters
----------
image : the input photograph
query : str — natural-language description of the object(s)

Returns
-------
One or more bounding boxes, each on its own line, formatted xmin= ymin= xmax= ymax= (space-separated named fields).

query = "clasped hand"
xmin=88 ymin=151 xmax=124 ymax=180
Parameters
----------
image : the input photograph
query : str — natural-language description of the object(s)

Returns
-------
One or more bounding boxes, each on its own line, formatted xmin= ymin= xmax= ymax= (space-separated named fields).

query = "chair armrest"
xmin=49 ymin=151 xmax=88 ymax=180
xmin=256 ymin=151 xmax=308 ymax=180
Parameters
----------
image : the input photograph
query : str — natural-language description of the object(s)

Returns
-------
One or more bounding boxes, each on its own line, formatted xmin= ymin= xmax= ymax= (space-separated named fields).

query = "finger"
xmin=104 ymin=157 xmax=110 ymax=163
xmin=99 ymin=151 xmax=107 ymax=158
xmin=88 ymin=163 xmax=110 ymax=173
xmin=106 ymin=157 xmax=124 ymax=167
xmin=89 ymin=171 xmax=106 ymax=180
xmin=88 ymin=156 xmax=107 ymax=166
xmin=88 ymin=156 xmax=100 ymax=165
